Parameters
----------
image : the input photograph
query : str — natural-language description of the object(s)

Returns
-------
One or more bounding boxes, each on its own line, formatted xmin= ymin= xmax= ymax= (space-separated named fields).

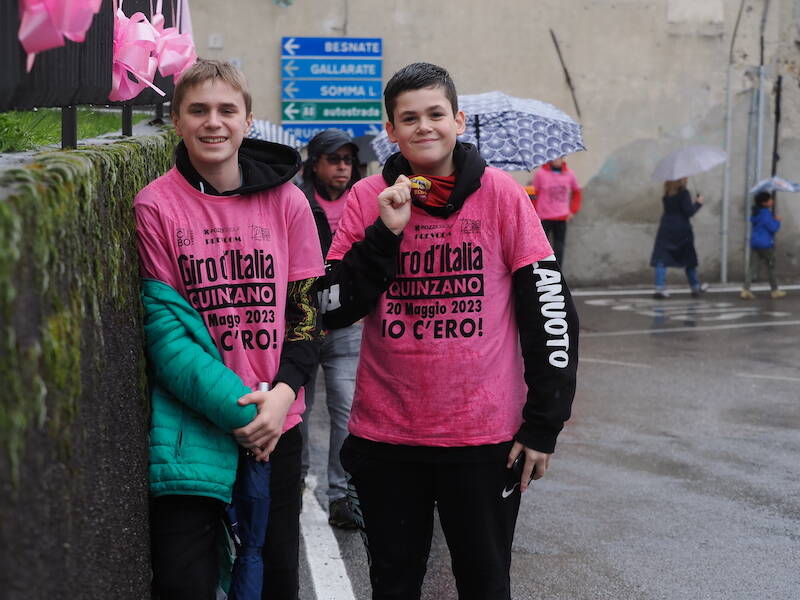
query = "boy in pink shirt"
xmin=531 ymin=157 xmax=582 ymax=266
xmin=318 ymin=63 xmax=579 ymax=599
xmin=135 ymin=60 xmax=323 ymax=599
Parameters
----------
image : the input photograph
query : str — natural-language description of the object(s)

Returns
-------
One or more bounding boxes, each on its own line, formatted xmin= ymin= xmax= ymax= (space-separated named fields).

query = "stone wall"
xmin=0 ymin=128 xmax=178 ymax=599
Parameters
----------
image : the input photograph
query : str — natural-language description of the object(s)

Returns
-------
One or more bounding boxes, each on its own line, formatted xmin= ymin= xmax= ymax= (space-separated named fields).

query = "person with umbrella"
xmin=648 ymin=146 xmax=724 ymax=299
xmin=649 ymin=178 xmax=707 ymax=299
xmin=529 ymin=156 xmax=582 ymax=266
xmin=740 ymin=192 xmax=786 ymax=300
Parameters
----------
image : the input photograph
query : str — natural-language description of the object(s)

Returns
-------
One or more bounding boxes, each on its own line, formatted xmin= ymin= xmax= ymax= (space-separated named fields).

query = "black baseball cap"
xmin=307 ymin=129 xmax=359 ymax=160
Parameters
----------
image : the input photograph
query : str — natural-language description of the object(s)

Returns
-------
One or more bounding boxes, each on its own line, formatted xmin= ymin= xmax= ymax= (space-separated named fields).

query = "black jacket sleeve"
xmin=512 ymin=257 xmax=579 ymax=453
xmin=317 ymin=218 xmax=402 ymax=329
xmin=274 ymin=277 xmax=322 ymax=394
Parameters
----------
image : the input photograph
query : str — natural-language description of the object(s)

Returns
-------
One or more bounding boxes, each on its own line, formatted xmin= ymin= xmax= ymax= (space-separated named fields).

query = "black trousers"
xmin=541 ymin=219 xmax=567 ymax=266
xmin=341 ymin=439 xmax=522 ymax=600
xmin=151 ymin=425 xmax=303 ymax=600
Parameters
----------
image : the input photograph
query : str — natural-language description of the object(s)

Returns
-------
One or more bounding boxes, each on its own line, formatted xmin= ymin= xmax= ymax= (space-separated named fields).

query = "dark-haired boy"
xmin=318 ymin=62 xmax=579 ymax=599
xmin=134 ymin=59 xmax=323 ymax=599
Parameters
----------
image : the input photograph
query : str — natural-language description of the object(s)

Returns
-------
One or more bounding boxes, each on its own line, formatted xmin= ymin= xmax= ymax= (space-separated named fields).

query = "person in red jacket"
xmin=530 ymin=157 xmax=582 ymax=266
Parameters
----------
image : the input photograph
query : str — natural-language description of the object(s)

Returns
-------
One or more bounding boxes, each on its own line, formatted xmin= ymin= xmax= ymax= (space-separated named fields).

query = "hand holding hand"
xmin=378 ymin=174 xmax=412 ymax=235
xmin=233 ymin=383 xmax=296 ymax=462
xmin=507 ymin=441 xmax=551 ymax=493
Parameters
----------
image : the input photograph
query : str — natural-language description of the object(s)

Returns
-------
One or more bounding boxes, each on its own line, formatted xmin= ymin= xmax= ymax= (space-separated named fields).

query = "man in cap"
xmin=299 ymin=129 xmax=362 ymax=529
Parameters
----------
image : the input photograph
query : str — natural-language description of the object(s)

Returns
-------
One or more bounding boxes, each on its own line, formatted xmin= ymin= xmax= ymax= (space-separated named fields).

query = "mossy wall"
xmin=0 ymin=129 xmax=178 ymax=599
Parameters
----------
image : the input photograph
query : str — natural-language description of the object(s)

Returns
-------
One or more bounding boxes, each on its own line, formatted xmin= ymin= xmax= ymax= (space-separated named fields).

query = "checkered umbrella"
xmin=370 ymin=91 xmax=585 ymax=171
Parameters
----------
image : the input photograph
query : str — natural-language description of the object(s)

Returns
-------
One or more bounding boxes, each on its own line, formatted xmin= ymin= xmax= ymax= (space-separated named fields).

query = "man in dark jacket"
xmin=299 ymin=129 xmax=362 ymax=528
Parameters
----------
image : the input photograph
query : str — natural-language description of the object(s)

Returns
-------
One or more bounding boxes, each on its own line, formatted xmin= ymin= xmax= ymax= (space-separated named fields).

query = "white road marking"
xmin=583 ymin=320 xmax=800 ymax=337
xmin=736 ymin=373 xmax=800 ymax=383
xmin=300 ymin=475 xmax=357 ymax=600
xmin=573 ymin=284 xmax=800 ymax=297
xmin=581 ymin=357 xmax=652 ymax=368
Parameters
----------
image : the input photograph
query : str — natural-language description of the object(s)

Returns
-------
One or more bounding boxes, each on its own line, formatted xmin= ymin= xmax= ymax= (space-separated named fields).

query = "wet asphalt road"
xmin=301 ymin=285 xmax=800 ymax=600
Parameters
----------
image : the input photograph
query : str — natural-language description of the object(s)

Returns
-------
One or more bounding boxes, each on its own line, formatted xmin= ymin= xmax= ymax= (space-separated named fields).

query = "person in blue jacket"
xmin=649 ymin=177 xmax=708 ymax=299
xmin=741 ymin=192 xmax=786 ymax=299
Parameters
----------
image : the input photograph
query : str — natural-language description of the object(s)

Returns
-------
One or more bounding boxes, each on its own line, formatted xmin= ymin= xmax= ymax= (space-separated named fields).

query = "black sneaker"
xmin=328 ymin=497 xmax=358 ymax=530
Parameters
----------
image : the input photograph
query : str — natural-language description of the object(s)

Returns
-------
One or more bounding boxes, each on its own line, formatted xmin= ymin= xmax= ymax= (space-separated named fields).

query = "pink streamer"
xmin=109 ymin=0 xmax=166 ymax=102
xmin=17 ymin=0 xmax=102 ymax=72
xmin=150 ymin=0 xmax=196 ymax=80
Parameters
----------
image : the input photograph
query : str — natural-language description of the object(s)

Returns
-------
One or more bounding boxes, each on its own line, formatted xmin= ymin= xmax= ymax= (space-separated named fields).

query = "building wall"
xmin=190 ymin=0 xmax=799 ymax=286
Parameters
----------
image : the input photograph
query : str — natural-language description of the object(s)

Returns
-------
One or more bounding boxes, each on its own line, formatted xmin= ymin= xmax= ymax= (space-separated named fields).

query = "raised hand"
xmin=378 ymin=174 xmax=412 ymax=235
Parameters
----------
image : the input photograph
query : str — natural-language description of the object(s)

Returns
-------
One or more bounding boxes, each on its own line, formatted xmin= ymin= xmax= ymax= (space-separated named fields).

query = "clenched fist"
xmin=378 ymin=174 xmax=412 ymax=235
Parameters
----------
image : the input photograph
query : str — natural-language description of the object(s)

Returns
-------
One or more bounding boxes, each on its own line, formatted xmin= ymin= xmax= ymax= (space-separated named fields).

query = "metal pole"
xmin=720 ymin=64 xmax=733 ymax=283
xmin=61 ymin=106 xmax=77 ymax=149
xmin=122 ymin=105 xmax=133 ymax=136
xmin=770 ymin=75 xmax=782 ymax=213
xmin=743 ymin=87 xmax=758 ymax=283
xmin=720 ymin=0 xmax=747 ymax=283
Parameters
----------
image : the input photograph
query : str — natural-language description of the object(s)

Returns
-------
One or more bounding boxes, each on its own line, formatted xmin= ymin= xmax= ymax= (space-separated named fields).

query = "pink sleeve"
xmin=501 ymin=180 xmax=554 ymax=272
xmin=284 ymin=185 xmax=325 ymax=281
xmin=570 ymin=171 xmax=581 ymax=192
xmin=326 ymin=186 xmax=367 ymax=261
xmin=134 ymin=196 xmax=181 ymax=289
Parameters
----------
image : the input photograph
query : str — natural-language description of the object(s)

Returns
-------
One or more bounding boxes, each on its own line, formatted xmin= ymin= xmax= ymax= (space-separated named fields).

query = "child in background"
xmin=741 ymin=192 xmax=785 ymax=299
xmin=317 ymin=62 xmax=578 ymax=600
xmin=135 ymin=59 xmax=323 ymax=600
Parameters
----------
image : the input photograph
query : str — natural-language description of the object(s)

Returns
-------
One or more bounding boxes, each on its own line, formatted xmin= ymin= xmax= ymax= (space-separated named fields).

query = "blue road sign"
xmin=282 ymin=79 xmax=382 ymax=101
xmin=281 ymin=58 xmax=382 ymax=80
xmin=281 ymin=123 xmax=384 ymax=145
xmin=280 ymin=37 xmax=383 ymax=145
xmin=281 ymin=37 xmax=382 ymax=57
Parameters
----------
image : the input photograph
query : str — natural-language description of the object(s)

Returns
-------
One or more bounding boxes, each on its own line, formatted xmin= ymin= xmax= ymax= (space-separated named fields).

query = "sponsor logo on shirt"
xmin=413 ymin=222 xmax=452 ymax=240
xmin=250 ymin=224 xmax=271 ymax=242
xmin=460 ymin=219 xmax=481 ymax=234
xmin=176 ymin=228 xmax=194 ymax=247
xmin=203 ymin=225 xmax=242 ymax=245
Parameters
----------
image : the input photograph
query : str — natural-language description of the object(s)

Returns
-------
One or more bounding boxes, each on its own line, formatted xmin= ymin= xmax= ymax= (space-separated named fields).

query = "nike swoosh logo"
xmin=501 ymin=483 xmax=520 ymax=499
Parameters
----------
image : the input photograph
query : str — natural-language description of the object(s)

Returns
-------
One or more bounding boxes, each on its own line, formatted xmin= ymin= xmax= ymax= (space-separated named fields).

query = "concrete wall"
xmin=189 ymin=0 xmax=799 ymax=286
xmin=0 ymin=128 xmax=178 ymax=599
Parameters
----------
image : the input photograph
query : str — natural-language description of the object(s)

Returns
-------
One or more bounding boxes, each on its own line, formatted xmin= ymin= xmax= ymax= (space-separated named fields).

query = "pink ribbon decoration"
xmin=150 ymin=0 xmax=196 ymax=80
xmin=17 ymin=0 xmax=103 ymax=72
xmin=109 ymin=0 xmax=166 ymax=102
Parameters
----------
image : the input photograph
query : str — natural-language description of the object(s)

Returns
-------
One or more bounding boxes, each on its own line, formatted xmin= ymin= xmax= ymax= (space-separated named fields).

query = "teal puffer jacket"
xmin=141 ymin=279 xmax=257 ymax=502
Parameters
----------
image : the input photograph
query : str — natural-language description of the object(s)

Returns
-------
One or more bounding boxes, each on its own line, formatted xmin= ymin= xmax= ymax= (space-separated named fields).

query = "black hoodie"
xmin=174 ymin=137 xmax=321 ymax=395
xmin=174 ymin=137 xmax=302 ymax=196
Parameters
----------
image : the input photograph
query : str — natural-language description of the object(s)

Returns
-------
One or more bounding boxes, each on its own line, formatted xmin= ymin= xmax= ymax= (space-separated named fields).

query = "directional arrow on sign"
xmin=366 ymin=124 xmax=382 ymax=136
xmin=283 ymin=103 xmax=300 ymax=120
xmin=283 ymin=37 xmax=300 ymax=56
xmin=283 ymin=60 xmax=298 ymax=77
xmin=283 ymin=81 xmax=298 ymax=99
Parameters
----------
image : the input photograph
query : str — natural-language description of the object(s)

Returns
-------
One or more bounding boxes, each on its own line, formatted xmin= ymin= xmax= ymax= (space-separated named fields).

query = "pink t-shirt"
xmin=315 ymin=190 xmax=347 ymax=236
xmin=135 ymin=168 xmax=325 ymax=432
xmin=328 ymin=167 xmax=553 ymax=446
xmin=531 ymin=166 xmax=580 ymax=220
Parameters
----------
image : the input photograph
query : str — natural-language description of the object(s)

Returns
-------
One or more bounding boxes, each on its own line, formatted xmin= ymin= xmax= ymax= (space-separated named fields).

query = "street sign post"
xmin=280 ymin=36 xmax=383 ymax=145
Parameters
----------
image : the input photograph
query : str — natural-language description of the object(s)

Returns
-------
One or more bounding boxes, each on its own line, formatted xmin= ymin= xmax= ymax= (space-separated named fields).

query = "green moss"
xmin=0 ymin=127 xmax=178 ymax=482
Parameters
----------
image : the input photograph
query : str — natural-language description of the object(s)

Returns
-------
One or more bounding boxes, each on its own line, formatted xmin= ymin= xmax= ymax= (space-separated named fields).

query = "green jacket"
xmin=141 ymin=278 xmax=257 ymax=502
